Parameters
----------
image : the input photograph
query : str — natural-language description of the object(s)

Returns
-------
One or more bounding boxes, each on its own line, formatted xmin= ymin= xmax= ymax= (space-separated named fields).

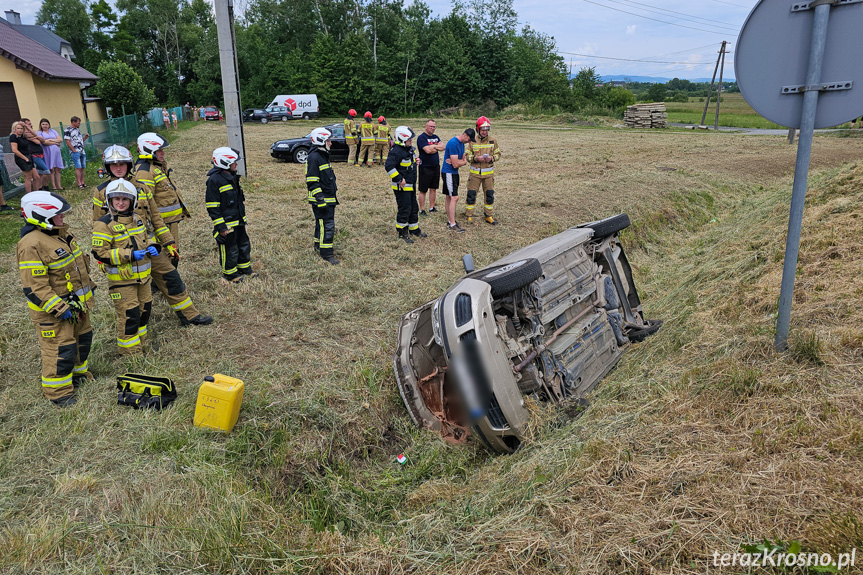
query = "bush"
xmin=92 ymin=61 xmax=157 ymax=116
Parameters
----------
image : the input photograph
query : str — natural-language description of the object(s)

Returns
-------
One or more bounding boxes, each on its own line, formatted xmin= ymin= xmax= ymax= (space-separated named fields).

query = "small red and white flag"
xmin=396 ymin=454 xmax=407 ymax=465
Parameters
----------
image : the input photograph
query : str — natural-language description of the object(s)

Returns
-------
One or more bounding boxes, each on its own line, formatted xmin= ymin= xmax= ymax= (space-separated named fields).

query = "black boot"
xmin=410 ymin=228 xmax=428 ymax=238
xmin=399 ymin=228 xmax=414 ymax=244
xmin=179 ymin=313 xmax=214 ymax=326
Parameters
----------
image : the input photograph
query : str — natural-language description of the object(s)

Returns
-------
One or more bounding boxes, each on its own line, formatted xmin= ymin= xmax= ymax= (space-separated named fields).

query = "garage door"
xmin=0 ymin=83 xmax=21 ymax=130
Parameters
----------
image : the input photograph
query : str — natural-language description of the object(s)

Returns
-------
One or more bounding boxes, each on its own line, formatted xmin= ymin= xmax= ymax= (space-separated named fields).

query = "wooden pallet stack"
xmin=624 ymin=103 xmax=667 ymax=128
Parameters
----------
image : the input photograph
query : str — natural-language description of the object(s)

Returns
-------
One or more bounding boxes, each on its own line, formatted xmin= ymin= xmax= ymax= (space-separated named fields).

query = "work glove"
xmin=119 ymin=263 xmax=134 ymax=280
xmin=146 ymin=246 xmax=159 ymax=257
xmin=132 ymin=249 xmax=147 ymax=261
xmin=165 ymin=243 xmax=179 ymax=261
xmin=97 ymin=262 xmax=106 ymax=273
xmin=66 ymin=298 xmax=85 ymax=324
xmin=59 ymin=309 xmax=73 ymax=321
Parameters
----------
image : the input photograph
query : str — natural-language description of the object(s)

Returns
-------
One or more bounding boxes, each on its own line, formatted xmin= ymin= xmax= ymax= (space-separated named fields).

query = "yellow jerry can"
xmin=194 ymin=374 xmax=244 ymax=432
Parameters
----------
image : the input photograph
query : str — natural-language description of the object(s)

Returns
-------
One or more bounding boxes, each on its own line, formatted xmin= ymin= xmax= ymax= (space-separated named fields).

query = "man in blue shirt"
xmin=441 ymin=128 xmax=474 ymax=233
xmin=416 ymin=119 xmax=445 ymax=216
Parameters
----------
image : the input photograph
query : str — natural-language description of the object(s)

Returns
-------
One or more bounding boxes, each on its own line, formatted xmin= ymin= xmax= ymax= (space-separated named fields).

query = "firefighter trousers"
xmin=374 ymin=144 xmax=387 ymax=164
xmin=466 ymin=175 xmax=495 ymax=216
xmin=347 ymin=141 xmax=357 ymax=165
xmin=311 ymin=204 xmax=336 ymax=259
xmin=217 ymin=225 xmax=252 ymax=279
xmin=359 ymin=142 xmax=375 ymax=165
xmin=167 ymin=222 xmax=180 ymax=251
xmin=150 ymin=249 xmax=200 ymax=321
xmin=394 ymin=190 xmax=420 ymax=233
xmin=110 ymin=280 xmax=153 ymax=355
xmin=31 ymin=310 xmax=92 ymax=401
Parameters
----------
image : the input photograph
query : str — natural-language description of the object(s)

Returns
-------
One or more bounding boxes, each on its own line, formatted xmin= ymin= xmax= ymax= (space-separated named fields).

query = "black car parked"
xmin=242 ymin=108 xmax=271 ymax=124
xmin=266 ymin=106 xmax=292 ymax=121
xmin=270 ymin=123 xmax=349 ymax=163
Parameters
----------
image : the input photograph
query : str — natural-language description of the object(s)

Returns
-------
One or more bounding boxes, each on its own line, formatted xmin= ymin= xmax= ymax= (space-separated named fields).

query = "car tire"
xmin=474 ymin=258 xmax=542 ymax=298
xmin=580 ymin=213 xmax=631 ymax=238
xmin=302 ymin=113 xmax=310 ymax=120
xmin=627 ymin=319 xmax=663 ymax=343
xmin=281 ymin=116 xmax=288 ymax=122
xmin=261 ymin=117 xmax=268 ymax=124
xmin=292 ymin=147 xmax=309 ymax=164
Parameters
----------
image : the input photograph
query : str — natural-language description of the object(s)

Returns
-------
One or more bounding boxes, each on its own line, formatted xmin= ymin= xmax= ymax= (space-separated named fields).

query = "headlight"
xmin=431 ymin=298 xmax=442 ymax=347
xmin=276 ymin=143 xmax=290 ymax=149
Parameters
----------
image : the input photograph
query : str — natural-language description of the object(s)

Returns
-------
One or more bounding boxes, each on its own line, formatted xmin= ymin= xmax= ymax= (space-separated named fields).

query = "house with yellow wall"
xmin=0 ymin=14 xmax=104 ymax=133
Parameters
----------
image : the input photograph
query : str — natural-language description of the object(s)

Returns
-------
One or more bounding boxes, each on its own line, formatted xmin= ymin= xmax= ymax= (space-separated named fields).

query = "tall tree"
xmin=36 ymin=0 xmax=93 ymax=62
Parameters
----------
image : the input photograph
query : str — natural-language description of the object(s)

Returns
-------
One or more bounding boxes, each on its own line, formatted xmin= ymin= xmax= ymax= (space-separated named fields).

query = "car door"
xmin=328 ymin=124 xmax=348 ymax=161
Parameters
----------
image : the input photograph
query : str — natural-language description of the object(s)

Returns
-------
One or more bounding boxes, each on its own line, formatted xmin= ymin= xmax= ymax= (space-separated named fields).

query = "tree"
xmin=36 ymin=0 xmax=93 ymax=63
xmin=646 ymin=83 xmax=666 ymax=103
xmin=572 ymin=66 xmax=602 ymax=108
xmin=92 ymin=61 xmax=157 ymax=115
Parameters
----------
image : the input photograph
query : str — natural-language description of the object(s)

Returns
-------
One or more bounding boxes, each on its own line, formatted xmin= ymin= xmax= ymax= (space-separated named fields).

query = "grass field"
xmin=2 ymin=119 xmax=863 ymax=574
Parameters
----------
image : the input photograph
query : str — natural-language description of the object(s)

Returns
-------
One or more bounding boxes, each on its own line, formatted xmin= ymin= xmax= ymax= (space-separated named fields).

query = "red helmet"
xmin=348 ymin=109 xmax=357 ymax=117
xmin=364 ymin=111 xmax=373 ymax=119
xmin=378 ymin=116 xmax=385 ymax=123
xmin=477 ymin=116 xmax=491 ymax=130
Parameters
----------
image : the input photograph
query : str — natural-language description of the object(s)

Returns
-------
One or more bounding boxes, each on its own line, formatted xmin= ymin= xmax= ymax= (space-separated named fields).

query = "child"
xmin=92 ymin=179 xmax=159 ymax=355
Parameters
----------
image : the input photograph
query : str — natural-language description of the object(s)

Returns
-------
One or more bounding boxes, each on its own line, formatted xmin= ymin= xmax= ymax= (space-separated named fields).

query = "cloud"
xmin=626 ymin=25 xmax=636 ymax=36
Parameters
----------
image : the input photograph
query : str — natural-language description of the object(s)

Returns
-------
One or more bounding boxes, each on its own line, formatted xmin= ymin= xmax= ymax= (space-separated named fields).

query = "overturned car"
xmin=394 ymin=214 xmax=662 ymax=454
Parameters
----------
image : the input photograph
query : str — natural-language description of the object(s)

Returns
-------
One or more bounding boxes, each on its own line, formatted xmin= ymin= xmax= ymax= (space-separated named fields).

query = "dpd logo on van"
xmin=283 ymin=98 xmax=297 ymax=111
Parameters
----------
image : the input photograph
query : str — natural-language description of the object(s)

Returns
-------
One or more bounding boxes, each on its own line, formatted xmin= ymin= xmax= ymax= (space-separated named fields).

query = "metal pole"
xmin=714 ymin=42 xmax=727 ymax=130
xmin=775 ymin=4 xmax=832 ymax=351
xmin=787 ymin=127 xmax=796 ymax=144
xmin=700 ymin=42 xmax=723 ymax=126
xmin=214 ymin=0 xmax=247 ymax=176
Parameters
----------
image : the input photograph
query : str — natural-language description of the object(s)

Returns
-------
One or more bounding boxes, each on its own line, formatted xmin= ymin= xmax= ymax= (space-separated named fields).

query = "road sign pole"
xmin=774 ymin=4 xmax=832 ymax=351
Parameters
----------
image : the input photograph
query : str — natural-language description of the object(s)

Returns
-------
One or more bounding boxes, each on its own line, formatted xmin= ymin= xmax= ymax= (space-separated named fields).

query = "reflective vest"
xmin=91 ymin=213 xmax=154 ymax=284
xmin=466 ymin=135 xmax=501 ymax=178
xmin=376 ymin=124 xmax=390 ymax=145
xmin=360 ymin=122 xmax=376 ymax=144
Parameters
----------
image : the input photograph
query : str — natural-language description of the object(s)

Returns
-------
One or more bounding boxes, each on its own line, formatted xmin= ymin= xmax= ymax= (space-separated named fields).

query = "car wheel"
xmin=281 ymin=116 xmax=288 ymax=122
xmin=302 ymin=113 xmax=310 ymax=120
xmin=627 ymin=319 xmax=663 ymax=343
xmin=261 ymin=117 xmax=268 ymax=124
xmin=579 ymin=213 xmax=631 ymax=238
xmin=474 ymin=258 xmax=542 ymax=298
xmin=292 ymin=147 xmax=309 ymax=164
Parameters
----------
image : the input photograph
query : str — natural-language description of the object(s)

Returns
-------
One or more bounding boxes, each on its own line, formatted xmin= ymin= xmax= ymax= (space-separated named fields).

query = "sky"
xmin=7 ymin=0 xmax=755 ymax=80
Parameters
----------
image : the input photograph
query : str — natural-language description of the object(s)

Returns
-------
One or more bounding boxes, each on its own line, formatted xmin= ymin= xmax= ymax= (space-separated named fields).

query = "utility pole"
xmin=214 ymin=0 xmax=247 ymax=176
xmin=701 ymin=41 xmax=727 ymax=128
xmin=714 ymin=42 xmax=727 ymax=130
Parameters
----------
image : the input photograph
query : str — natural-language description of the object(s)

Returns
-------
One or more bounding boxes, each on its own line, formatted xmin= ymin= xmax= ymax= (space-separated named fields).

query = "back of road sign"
xmin=735 ymin=0 xmax=863 ymax=129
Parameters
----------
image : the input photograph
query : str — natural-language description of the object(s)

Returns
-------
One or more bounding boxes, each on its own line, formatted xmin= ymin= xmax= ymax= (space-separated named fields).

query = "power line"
xmin=557 ymin=50 xmax=715 ymax=65
xmin=705 ymin=0 xmax=749 ymax=7
xmin=604 ymin=0 xmax=740 ymax=30
xmin=581 ymin=0 xmax=739 ymax=36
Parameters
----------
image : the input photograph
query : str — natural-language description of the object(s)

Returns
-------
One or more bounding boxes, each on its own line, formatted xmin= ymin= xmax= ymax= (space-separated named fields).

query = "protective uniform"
xmin=17 ymin=192 xmax=94 ymax=404
xmin=91 ymin=182 xmax=155 ymax=355
xmin=206 ymin=147 xmax=254 ymax=282
xmin=375 ymin=117 xmax=390 ymax=164
xmin=465 ymin=117 xmax=501 ymax=224
xmin=305 ymin=129 xmax=339 ymax=264
xmin=345 ymin=110 xmax=359 ymax=166
xmin=385 ymin=126 xmax=425 ymax=243
xmin=359 ymin=112 xmax=377 ymax=166
xmin=134 ymin=133 xmax=191 ymax=248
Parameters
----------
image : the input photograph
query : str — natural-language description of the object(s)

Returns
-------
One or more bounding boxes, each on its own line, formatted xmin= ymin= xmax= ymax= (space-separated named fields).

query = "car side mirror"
xmin=463 ymin=254 xmax=474 ymax=273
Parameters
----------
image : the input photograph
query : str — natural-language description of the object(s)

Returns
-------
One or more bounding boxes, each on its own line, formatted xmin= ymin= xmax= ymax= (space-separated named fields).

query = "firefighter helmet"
xmin=476 ymin=116 xmax=491 ymax=130
xmin=364 ymin=111 xmax=373 ymax=120
xmin=378 ymin=116 xmax=386 ymax=123
xmin=310 ymin=127 xmax=332 ymax=147
xmin=212 ymin=147 xmax=241 ymax=169
xmin=137 ymin=132 xmax=169 ymax=156
xmin=348 ymin=109 xmax=357 ymax=117
xmin=102 ymin=145 xmax=134 ymax=174
xmin=21 ymin=191 xmax=71 ymax=229
xmin=393 ymin=126 xmax=415 ymax=146
xmin=105 ymin=179 xmax=139 ymax=215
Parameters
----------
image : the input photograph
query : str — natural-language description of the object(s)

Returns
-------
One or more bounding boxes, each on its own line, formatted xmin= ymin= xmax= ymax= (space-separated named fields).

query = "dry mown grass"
xmin=1 ymin=120 xmax=863 ymax=574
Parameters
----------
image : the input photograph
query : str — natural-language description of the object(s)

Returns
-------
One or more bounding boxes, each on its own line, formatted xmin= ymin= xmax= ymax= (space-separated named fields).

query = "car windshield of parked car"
xmin=205 ymin=107 xmax=217 ymax=113
xmin=331 ymin=126 xmax=345 ymax=138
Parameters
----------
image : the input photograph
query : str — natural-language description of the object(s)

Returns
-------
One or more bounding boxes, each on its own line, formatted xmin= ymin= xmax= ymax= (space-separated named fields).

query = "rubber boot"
xmin=485 ymin=215 xmax=498 ymax=225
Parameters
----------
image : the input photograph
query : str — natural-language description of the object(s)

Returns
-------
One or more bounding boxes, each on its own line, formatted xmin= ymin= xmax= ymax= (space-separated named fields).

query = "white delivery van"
xmin=267 ymin=94 xmax=319 ymax=119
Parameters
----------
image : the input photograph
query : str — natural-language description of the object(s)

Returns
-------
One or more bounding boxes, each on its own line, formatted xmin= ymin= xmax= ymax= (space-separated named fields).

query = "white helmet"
xmin=212 ymin=147 xmax=241 ymax=169
xmin=105 ymin=179 xmax=139 ymax=215
xmin=393 ymin=125 xmax=415 ymax=146
xmin=310 ymin=127 xmax=332 ymax=147
xmin=21 ymin=191 xmax=71 ymax=229
xmin=103 ymin=145 xmax=134 ymax=172
xmin=137 ymin=132 xmax=169 ymax=156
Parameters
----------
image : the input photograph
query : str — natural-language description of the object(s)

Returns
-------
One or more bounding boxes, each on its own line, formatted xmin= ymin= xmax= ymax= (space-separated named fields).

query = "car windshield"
xmin=205 ymin=107 xmax=217 ymax=112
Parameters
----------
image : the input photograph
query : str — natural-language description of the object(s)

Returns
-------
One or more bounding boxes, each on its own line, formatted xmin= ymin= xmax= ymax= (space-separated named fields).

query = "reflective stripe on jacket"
xmin=384 ymin=143 xmax=417 ymax=192
xmin=205 ymin=167 xmax=247 ymax=235
xmin=344 ymin=117 xmax=357 ymax=144
xmin=375 ymin=124 xmax=390 ymax=145
xmin=91 ymin=214 xmax=154 ymax=284
xmin=465 ymin=135 xmax=501 ymax=177
xmin=360 ymin=122 xmax=376 ymax=143
xmin=92 ymin=175 xmax=175 ymax=245
xmin=134 ymin=158 xmax=190 ymax=224
xmin=305 ymin=147 xmax=339 ymax=206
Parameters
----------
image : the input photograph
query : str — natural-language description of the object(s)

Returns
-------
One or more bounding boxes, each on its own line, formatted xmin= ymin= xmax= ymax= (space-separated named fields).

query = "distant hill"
xmin=568 ymin=74 xmax=736 ymax=84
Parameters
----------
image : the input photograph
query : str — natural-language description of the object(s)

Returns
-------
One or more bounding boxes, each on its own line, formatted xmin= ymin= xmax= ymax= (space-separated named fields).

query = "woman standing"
xmin=10 ymin=122 xmax=41 ymax=194
xmin=162 ymin=108 xmax=170 ymax=129
xmin=37 ymin=119 xmax=64 ymax=191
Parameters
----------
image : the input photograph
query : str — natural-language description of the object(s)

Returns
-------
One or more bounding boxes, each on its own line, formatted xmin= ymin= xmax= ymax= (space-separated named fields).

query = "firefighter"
xmin=465 ymin=116 xmax=502 ymax=225
xmin=345 ymin=109 xmax=359 ymax=166
xmin=385 ymin=125 xmax=426 ymax=244
xmin=92 ymin=179 xmax=158 ymax=355
xmin=305 ymin=128 xmax=340 ymax=265
xmin=133 ymin=133 xmax=191 ymax=250
xmin=359 ymin=111 xmax=377 ymax=167
xmin=374 ymin=116 xmax=391 ymax=164
xmin=93 ymin=145 xmax=213 ymax=327
xmin=17 ymin=191 xmax=95 ymax=406
xmin=206 ymin=147 xmax=257 ymax=281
